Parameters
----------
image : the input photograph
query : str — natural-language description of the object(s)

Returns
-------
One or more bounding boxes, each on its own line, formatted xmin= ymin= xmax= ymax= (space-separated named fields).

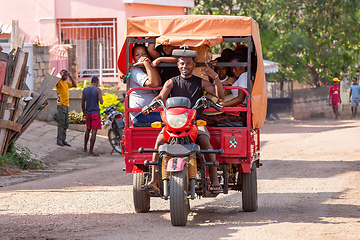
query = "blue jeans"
xmin=133 ymin=112 xmax=162 ymax=123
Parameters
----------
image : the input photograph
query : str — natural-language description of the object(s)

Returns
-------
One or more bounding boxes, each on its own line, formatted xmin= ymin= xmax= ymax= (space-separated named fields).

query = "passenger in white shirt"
xmin=220 ymin=54 xmax=250 ymax=107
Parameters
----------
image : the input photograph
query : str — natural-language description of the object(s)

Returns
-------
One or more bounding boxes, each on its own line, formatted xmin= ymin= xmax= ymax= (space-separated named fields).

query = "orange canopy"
xmin=122 ymin=15 xmax=267 ymax=129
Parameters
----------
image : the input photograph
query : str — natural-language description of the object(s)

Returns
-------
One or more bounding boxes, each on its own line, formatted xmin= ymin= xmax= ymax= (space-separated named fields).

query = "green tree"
xmin=191 ymin=0 xmax=360 ymax=86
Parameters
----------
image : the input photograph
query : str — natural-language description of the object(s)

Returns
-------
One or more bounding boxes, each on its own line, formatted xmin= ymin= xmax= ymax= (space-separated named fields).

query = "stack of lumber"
xmin=0 ymin=48 xmax=59 ymax=155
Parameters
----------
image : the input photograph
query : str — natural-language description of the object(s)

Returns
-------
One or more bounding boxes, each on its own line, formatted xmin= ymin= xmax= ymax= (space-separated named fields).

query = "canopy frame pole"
xmin=246 ymin=36 xmax=252 ymax=97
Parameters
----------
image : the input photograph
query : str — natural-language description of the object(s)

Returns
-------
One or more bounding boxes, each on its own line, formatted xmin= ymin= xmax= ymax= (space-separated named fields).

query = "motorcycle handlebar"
xmin=200 ymin=149 xmax=224 ymax=155
xmin=193 ymin=96 xmax=223 ymax=112
xmin=210 ymin=101 xmax=222 ymax=112
xmin=138 ymin=147 xmax=158 ymax=154
xmin=141 ymin=99 xmax=166 ymax=114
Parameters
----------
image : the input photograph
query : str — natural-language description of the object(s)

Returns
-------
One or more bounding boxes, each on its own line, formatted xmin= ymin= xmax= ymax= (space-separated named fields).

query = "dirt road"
xmin=0 ymin=119 xmax=359 ymax=239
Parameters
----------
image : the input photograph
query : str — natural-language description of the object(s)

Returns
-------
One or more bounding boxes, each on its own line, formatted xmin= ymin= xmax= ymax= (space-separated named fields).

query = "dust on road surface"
xmin=0 ymin=119 xmax=359 ymax=239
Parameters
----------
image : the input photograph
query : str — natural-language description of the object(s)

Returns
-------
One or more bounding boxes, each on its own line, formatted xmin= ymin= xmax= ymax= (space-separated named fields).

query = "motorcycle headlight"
xmin=166 ymin=112 xmax=188 ymax=129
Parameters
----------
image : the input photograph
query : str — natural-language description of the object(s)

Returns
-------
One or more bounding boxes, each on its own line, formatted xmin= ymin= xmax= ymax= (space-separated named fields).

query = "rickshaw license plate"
xmin=220 ymin=130 xmax=247 ymax=157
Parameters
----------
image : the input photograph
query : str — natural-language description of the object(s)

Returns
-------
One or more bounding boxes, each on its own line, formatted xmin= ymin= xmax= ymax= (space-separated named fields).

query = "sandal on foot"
xmin=209 ymin=184 xmax=222 ymax=192
xmin=142 ymin=183 xmax=157 ymax=191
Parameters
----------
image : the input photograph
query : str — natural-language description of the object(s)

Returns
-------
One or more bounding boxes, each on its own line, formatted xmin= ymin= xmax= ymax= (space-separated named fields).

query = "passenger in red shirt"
xmin=329 ymin=77 xmax=342 ymax=119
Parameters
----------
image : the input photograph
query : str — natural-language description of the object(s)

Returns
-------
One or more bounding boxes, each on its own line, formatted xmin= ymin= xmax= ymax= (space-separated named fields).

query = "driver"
xmin=142 ymin=49 xmax=225 ymax=192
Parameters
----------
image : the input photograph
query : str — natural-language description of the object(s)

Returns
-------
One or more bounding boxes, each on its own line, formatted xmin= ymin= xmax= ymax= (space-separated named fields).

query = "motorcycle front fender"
xmin=166 ymin=157 xmax=186 ymax=172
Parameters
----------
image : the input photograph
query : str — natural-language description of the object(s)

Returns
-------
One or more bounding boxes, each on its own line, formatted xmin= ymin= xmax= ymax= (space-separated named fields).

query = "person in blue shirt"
xmin=349 ymin=77 xmax=360 ymax=119
xmin=82 ymin=76 xmax=103 ymax=156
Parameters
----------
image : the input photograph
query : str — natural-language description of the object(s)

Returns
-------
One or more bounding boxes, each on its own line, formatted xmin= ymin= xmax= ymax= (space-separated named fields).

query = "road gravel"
xmin=0 ymin=119 xmax=359 ymax=239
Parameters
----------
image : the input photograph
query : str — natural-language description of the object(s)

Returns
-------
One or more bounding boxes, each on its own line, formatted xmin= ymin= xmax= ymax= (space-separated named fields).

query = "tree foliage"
xmin=191 ymin=0 xmax=360 ymax=86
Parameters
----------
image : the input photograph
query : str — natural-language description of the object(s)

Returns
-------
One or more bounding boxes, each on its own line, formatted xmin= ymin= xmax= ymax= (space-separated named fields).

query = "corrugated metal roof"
xmin=264 ymin=59 xmax=280 ymax=74
xmin=0 ymin=23 xmax=12 ymax=34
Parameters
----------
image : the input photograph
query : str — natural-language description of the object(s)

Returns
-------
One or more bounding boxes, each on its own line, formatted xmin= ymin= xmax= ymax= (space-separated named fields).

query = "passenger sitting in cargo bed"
xmin=203 ymin=54 xmax=249 ymax=127
xmin=148 ymin=42 xmax=179 ymax=86
xmin=128 ymin=44 xmax=162 ymax=124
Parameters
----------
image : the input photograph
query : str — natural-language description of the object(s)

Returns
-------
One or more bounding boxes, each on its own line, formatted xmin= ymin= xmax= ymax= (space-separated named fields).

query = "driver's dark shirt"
xmin=170 ymin=75 xmax=203 ymax=119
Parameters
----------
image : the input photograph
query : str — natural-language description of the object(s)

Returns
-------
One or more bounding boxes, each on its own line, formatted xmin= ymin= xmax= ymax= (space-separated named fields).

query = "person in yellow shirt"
xmin=56 ymin=70 xmax=77 ymax=146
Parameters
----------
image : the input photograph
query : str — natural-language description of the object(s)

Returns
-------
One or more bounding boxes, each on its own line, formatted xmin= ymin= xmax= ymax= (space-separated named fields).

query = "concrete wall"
xmin=293 ymin=86 xmax=352 ymax=120
xmin=32 ymin=45 xmax=50 ymax=91
xmin=37 ymin=89 xmax=124 ymax=121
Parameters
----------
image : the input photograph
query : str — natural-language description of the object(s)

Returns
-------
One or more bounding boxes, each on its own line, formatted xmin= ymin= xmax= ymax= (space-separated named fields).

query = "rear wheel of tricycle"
xmin=241 ymin=162 xmax=258 ymax=212
xmin=133 ymin=173 xmax=150 ymax=213
xmin=170 ymin=170 xmax=189 ymax=226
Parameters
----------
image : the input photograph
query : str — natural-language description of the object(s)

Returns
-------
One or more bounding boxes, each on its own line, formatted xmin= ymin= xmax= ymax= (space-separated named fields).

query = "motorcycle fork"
xmin=161 ymin=155 xmax=170 ymax=199
xmin=189 ymin=154 xmax=197 ymax=199
xmin=161 ymin=154 xmax=197 ymax=200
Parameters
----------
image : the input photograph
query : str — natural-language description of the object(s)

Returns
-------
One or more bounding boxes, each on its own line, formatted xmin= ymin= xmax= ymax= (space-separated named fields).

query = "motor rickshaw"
xmin=117 ymin=15 xmax=267 ymax=226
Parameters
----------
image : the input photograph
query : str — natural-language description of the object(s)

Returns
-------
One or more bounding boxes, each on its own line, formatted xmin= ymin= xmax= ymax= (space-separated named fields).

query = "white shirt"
xmin=129 ymin=67 xmax=157 ymax=119
xmin=231 ymin=72 xmax=247 ymax=103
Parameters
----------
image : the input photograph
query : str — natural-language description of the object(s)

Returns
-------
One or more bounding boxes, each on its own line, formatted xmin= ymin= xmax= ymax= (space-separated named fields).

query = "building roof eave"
xmin=122 ymin=0 xmax=194 ymax=8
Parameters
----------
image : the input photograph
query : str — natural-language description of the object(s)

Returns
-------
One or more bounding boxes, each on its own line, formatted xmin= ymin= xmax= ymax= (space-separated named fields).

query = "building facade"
xmin=0 ymin=0 xmax=194 ymax=89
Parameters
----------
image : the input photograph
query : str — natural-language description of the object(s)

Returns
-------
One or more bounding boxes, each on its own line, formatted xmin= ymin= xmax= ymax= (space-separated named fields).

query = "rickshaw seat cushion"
xmin=217 ymin=121 xmax=244 ymax=127
xmin=166 ymin=97 xmax=191 ymax=109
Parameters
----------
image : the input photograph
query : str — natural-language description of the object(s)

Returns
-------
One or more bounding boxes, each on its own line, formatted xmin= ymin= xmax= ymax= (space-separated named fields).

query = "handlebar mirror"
xmin=172 ymin=49 xmax=197 ymax=58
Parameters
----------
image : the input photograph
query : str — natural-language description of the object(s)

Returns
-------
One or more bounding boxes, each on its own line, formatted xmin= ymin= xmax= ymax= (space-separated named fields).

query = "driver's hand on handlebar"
xmin=141 ymin=105 xmax=150 ymax=115
xmin=218 ymin=101 xmax=225 ymax=107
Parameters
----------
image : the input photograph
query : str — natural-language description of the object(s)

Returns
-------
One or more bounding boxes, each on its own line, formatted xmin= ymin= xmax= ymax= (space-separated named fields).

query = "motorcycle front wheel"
xmin=170 ymin=170 xmax=190 ymax=226
xmin=108 ymin=128 xmax=122 ymax=154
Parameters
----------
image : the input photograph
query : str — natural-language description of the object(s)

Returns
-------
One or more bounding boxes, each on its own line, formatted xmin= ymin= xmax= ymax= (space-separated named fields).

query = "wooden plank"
xmin=5 ymin=74 xmax=58 ymax=152
xmin=0 ymin=50 xmax=27 ymax=155
xmin=17 ymin=34 xmax=25 ymax=49
xmin=10 ymin=20 xmax=19 ymax=51
xmin=17 ymin=74 xmax=58 ymax=124
xmin=10 ymin=53 xmax=28 ymax=123
xmin=12 ymin=100 xmax=25 ymax=124
xmin=0 ymin=53 xmax=7 ymax=101
xmin=19 ymin=74 xmax=55 ymax=116
xmin=7 ymin=102 xmax=48 ymax=146
xmin=1 ymin=85 xmax=24 ymax=98
xmin=7 ymin=74 xmax=58 ymax=151
xmin=0 ymin=52 xmax=7 ymax=61
xmin=4 ymin=51 xmax=15 ymax=87
xmin=5 ymin=103 xmax=15 ymax=110
xmin=6 ymin=66 xmax=29 ymax=145
xmin=0 ymin=120 xmax=21 ymax=132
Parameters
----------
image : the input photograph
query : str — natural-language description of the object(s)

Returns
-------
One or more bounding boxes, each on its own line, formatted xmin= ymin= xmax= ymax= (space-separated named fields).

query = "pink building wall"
xmin=0 ymin=0 xmax=192 ymax=87
xmin=0 ymin=0 xmax=190 ymax=54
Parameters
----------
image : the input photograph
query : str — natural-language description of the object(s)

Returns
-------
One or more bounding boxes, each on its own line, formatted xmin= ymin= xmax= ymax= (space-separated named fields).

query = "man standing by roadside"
xmin=56 ymin=70 xmax=77 ymax=146
xmin=349 ymin=77 xmax=360 ymax=119
xmin=329 ymin=77 xmax=341 ymax=120
xmin=82 ymin=76 xmax=103 ymax=156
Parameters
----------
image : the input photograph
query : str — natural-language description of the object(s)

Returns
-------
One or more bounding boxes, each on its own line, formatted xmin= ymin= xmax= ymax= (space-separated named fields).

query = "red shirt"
xmin=329 ymin=85 xmax=340 ymax=103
